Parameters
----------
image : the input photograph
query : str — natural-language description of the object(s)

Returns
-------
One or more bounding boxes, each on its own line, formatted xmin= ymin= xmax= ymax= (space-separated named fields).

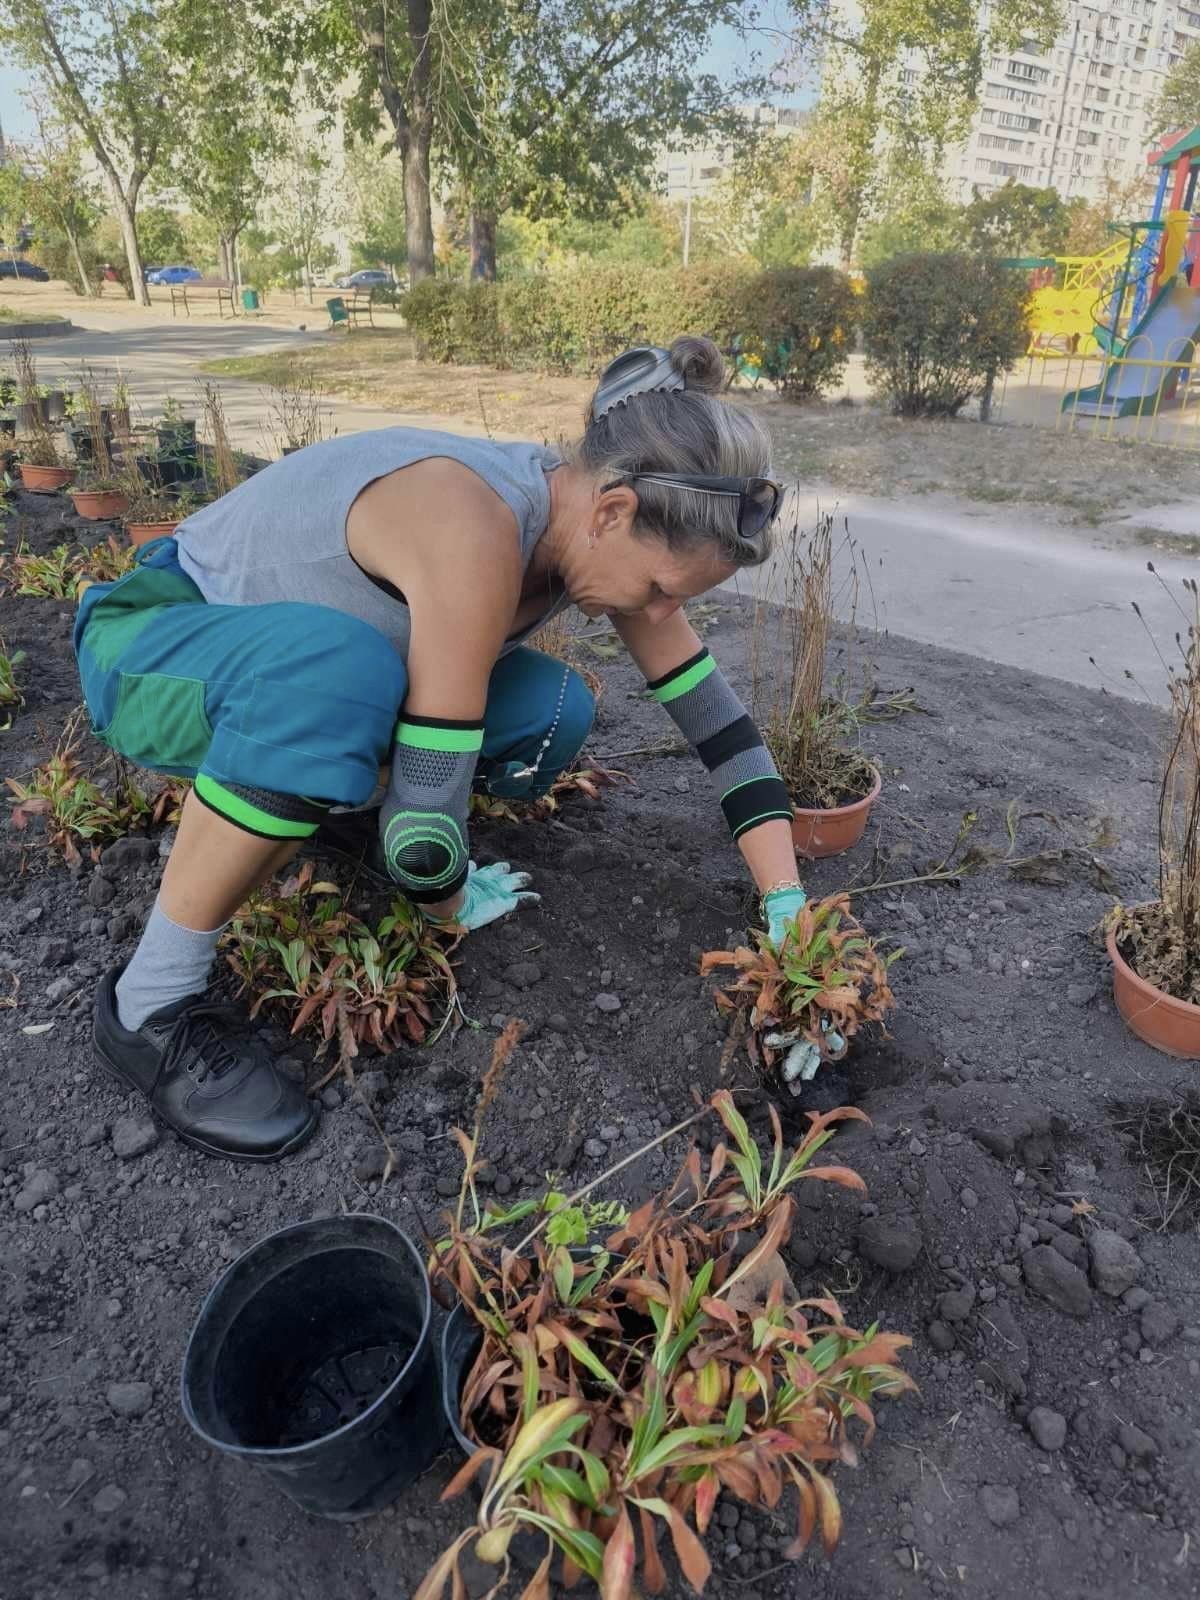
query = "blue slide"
xmin=1062 ymin=275 xmax=1200 ymax=418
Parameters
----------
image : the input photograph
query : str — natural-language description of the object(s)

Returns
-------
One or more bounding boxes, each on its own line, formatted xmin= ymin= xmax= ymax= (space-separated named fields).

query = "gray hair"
xmin=573 ymin=335 xmax=775 ymax=568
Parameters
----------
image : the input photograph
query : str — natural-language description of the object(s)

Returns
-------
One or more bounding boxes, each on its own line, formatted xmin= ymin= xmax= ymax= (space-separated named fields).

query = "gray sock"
xmin=115 ymin=899 xmax=227 ymax=1032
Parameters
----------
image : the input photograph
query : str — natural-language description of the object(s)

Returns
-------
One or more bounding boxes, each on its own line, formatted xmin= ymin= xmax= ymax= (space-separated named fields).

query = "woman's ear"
xmin=594 ymin=482 xmax=638 ymax=539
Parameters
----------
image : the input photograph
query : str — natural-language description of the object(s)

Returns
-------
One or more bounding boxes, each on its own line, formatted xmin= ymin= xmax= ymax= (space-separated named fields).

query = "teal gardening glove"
xmin=424 ymin=860 xmax=540 ymax=933
xmin=760 ymin=883 xmax=844 ymax=1091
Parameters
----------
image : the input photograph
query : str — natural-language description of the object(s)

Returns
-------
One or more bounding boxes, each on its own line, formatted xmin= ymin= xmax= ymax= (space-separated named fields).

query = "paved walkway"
xmin=18 ymin=316 xmax=1193 ymax=705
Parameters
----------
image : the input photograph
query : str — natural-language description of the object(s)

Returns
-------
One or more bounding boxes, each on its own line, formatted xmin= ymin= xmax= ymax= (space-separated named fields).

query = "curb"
xmin=0 ymin=320 xmax=75 ymax=340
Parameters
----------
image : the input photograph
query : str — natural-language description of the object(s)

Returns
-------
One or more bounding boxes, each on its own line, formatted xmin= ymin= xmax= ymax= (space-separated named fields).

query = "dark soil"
xmin=2 ymin=484 xmax=1199 ymax=1600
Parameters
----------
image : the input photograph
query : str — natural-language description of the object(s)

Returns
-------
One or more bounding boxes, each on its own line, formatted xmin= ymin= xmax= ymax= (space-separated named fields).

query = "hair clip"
xmin=592 ymin=347 xmax=684 ymax=419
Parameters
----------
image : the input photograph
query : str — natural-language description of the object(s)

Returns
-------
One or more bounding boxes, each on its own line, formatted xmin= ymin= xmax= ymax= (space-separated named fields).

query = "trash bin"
xmin=241 ymin=287 xmax=260 ymax=312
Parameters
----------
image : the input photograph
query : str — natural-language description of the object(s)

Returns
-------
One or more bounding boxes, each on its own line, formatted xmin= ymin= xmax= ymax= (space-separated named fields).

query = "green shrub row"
xmin=400 ymin=265 xmax=856 ymax=399
xmin=401 ymin=253 xmax=1030 ymax=417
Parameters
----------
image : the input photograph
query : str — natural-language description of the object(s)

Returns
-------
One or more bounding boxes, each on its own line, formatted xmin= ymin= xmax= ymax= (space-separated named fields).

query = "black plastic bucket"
xmin=182 ymin=1214 xmax=440 ymax=1521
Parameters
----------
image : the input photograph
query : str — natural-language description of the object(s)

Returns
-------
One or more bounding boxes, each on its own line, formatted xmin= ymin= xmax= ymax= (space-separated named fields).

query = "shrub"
xmin=862 ymin=252 xmax=1029 ymax=418
xmin=400 ymin=279 xmax=466 ymax=362
xmin=735 ymin=266 xmax=858 ymax=398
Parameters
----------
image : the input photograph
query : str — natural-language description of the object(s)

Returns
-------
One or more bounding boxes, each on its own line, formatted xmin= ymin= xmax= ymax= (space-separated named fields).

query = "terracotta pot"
xmin=70 ymin=488 xmax=130 ymax=520
xmin=791 ymin=765 xmax=882 ymax=859
xmin=126 ymin=518 xmax=180 ymax=546
xmin=18 ymin=462 xmax=74 ymax=492
xmin=1106 ymin=915 xmax=1200 ymax=1058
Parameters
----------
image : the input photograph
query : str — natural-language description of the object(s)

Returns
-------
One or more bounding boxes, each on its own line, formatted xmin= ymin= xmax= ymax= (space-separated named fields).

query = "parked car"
xmin=0 ymin=259 xmax=49 ymax=281
xmin=146 ymin=264 xmax=202 ymax=286
xmin=334 ymin=268 xmax=394 ymax=291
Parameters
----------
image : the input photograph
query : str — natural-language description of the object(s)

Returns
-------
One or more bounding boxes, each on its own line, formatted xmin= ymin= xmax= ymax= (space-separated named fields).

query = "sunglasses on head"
xmin=600 ymin=472 xmax=782 ymax=548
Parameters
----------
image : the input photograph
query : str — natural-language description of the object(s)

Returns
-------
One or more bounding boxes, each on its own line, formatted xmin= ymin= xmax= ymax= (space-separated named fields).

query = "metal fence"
xmin=997 ymin=340 xmax=1200 ymax=451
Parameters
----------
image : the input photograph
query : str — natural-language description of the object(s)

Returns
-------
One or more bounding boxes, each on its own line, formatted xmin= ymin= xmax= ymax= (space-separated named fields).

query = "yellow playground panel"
xmin=1024 ymin=239 xmax=1131 ymax=357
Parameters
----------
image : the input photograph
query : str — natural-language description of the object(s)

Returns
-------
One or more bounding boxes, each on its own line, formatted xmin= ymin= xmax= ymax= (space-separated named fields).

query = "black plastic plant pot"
xmin=181 ymin=1214 xmax=440 ymax=1522
xmin=440 ymin=1305 xmax=547 ymax=1571
xmin=0 ymin=418 xmax=14 ymax=439
xmin=43 ymin=389 xmax=66 ymax=421
xmin=157 ymin=419 xmax=197 ymax=458
xmin=67 ymin=426 xmax=96 ymax=463
xmin=14 ymin=401 xmax=44 ymax=431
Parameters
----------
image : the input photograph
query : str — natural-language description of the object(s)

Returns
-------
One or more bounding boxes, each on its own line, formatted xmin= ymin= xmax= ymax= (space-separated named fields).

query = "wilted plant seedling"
xmin=222 ymin=860 xmax=460 ymax=1070
xmin=470 ymin=762 xmax=629 ymax=824
xmin=421 ymin=1086 xmax=912 ymax=1599
xmin=5 ymin=732 xmax=179 ymax=865
xmin=702 ymin=894 xmax=897 ymax=1090
xmin=0 ymin=638 xmax=25 ymax=729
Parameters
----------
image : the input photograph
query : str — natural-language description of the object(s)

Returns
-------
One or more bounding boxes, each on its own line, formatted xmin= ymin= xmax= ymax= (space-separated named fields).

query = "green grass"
xmin=0 ymin=307 xmax=66 ymax=324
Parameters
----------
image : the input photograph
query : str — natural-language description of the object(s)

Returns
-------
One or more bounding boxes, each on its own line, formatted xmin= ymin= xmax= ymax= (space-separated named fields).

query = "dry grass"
xmin=199 ymin=339 xmax=1200 ymax=528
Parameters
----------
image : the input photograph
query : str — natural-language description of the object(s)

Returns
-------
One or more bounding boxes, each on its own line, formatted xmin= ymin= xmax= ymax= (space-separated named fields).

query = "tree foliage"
xmin=1152 ymin=40 xmax=1199 ymax=140
xmin=791 ymin=0 xmax=1064 ymax=264
xmin=0 ymin=0 xmax=178 ymax=302
xmin=961 ymin=181 xmax=1073 ymax=258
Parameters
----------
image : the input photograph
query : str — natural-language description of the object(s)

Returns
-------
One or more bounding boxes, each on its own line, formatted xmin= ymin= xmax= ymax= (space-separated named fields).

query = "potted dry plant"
xmin=11 ymin=339 xmax=73 ymax=492
xmin=116 ymin=452 xmax=182 ymax=546
xmin=702 ymin=893 xmax=897 ymax=1094
xmin=423 ymin=1049 xmax=911 ymax=1599
xmin=68 ymin=367 xmax=128 ymax=521
xmin=752 ymin=511 xmax=880 ymax=858
xmin=1105 ymin=571 xmax=1200 ymax=1056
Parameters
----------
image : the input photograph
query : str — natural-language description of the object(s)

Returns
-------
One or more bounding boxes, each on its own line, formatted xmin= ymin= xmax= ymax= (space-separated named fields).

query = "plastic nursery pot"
xmin=14 ymin=399 xmax=50 ymax=431
xmin=126 ymin=518 xmax=181 ymax=547
xmin=18 ymin=463 xmax=74 ymax=492
xmin=157 ymin=419 xmax=197 ymax=458
xmin=791 ymin=764 xmax=882 ymax=860
xmin=440 ymin=1305 xmax=549 ymax=1573
xmin=181 ymin=1214 xmax=440 ymax=1522
xmin=70 ymin=488 xmax=130 ymax=521
xmin=1106 ymin=914 xmax=1200 ymax=1058
xmin=42 ymin=389 xmax=66 ymax=421
xmin=0 ymin=418 xmax=14 ymax=439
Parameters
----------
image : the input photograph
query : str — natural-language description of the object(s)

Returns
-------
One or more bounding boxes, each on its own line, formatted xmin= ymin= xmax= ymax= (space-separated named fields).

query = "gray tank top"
xmin=173 ymin=426 xmax=567 ymax=658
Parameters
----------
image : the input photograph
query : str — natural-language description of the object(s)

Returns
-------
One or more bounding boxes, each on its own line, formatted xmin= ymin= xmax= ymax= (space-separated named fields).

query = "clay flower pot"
xmin=126 ymin=518 xmax=180 ymax=547
xmin=792 ymin=765 xmax=882 ymax=859
xmin=70 ymin=488 xmax=130 ymax=521
xmin=1106 ymin=914 xmax=1200 ymax=1057
xmin=18 ymin=462 xmax=74 ymax=492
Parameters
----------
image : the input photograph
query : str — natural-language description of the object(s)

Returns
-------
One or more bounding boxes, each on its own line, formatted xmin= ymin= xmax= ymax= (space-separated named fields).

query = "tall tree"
xmin=0 ymin=0 xmax=175 ymax=303
xmin=23 ymin=109 xmax=103 ymax=294
xmin=446 ymin=0 xmax=765 ymax=281
xmin=267 ymin=128 xmax=338 ymax=302
xmin=161 ymin=7 xmax=280 ymax=285
xmin=790 ymin=0 xmax=1063 ymax=265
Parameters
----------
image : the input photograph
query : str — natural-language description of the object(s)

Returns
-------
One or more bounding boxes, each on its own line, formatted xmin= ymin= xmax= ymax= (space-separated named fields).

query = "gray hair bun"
xmin=590 ymin=336 xmax=726 ymax=420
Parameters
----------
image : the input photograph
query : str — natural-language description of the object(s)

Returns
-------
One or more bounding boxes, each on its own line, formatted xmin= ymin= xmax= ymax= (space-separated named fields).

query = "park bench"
xmin=326 ymin=289 xmax=376 ymax=332
xmin=169 ymin=280 xmax=239 ymax=319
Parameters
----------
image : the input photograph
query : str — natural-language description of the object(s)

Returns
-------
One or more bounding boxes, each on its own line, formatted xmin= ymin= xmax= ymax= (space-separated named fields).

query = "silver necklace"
xmin=514 ymin=566 xmax=572 ymax=780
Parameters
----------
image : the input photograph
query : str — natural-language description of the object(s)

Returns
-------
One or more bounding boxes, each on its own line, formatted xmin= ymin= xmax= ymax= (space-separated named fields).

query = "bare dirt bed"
xmin=1 ymin=486 xmax=1198 ymax=1600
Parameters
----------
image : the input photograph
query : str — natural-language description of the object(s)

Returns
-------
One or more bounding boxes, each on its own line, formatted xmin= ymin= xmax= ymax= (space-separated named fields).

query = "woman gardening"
xmin=73 ymin=336 xmax=809 ymax=1162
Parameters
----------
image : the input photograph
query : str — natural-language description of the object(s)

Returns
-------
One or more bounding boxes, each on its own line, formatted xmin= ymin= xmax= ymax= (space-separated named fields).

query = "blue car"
xmin=146 ymin=264 xmax=202 ymax=286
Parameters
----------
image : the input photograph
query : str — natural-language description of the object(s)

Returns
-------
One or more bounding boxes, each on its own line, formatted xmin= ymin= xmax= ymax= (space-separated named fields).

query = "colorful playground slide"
xmin=1060 ymin=273 xmax=1200 ymax=419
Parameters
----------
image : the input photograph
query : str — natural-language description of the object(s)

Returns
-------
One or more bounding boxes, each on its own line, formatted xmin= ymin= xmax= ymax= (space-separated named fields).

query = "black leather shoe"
xmin=93 ymin=968 xmax=319 ymax=1162
xmin=303 ymin=808 xmax=392 ymax=888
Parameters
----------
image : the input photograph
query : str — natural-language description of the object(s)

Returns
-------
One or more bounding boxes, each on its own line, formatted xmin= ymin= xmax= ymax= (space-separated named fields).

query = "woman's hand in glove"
xmin=423 ymin=861 xmax=539 ymax=932
xmin=762 ymin=883 xmax=807 ymax=948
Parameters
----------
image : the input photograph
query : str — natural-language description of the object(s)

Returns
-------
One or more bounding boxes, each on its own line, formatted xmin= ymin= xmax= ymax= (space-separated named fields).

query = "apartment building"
xmin=658 ymin=104 xmax=808 ymax=201
xmin=945 ymin=0 xmax=1195 ymax=202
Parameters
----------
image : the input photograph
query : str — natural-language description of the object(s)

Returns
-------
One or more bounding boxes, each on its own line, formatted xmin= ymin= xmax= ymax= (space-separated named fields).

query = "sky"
xmin=0 ymin=9 xmax=807 ymax=146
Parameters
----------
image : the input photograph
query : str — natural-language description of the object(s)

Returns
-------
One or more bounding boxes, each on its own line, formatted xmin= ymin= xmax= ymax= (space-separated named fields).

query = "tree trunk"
xmin=108 ymin=181 xmax=149 ymax=305
xmin=401 ymin=124 xmax=436 ymax=282
xmin=218 ymin=232 xmax=232 ymax=281
xmin=469 ymin=207 xmax=498 ymax=281
xmin=66 ymin=229 xmax=94 ymax=296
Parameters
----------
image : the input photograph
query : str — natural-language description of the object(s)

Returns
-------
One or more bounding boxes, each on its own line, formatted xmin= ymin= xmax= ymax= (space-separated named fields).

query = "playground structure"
xmin=1055 ymin=125 xmax=1200 ymax=423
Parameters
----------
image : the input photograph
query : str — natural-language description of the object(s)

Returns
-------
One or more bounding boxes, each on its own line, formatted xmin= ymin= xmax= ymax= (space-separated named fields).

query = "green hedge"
xmin=399 ymin=264 xmax=854 ymax=394
xmin=861 ymin=252 xmax=1030 ymax=418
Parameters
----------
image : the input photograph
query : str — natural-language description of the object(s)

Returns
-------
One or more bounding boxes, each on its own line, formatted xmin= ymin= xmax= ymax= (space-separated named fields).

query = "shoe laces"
xmin=161 ymin=1000 xmax=246 ymax=1084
